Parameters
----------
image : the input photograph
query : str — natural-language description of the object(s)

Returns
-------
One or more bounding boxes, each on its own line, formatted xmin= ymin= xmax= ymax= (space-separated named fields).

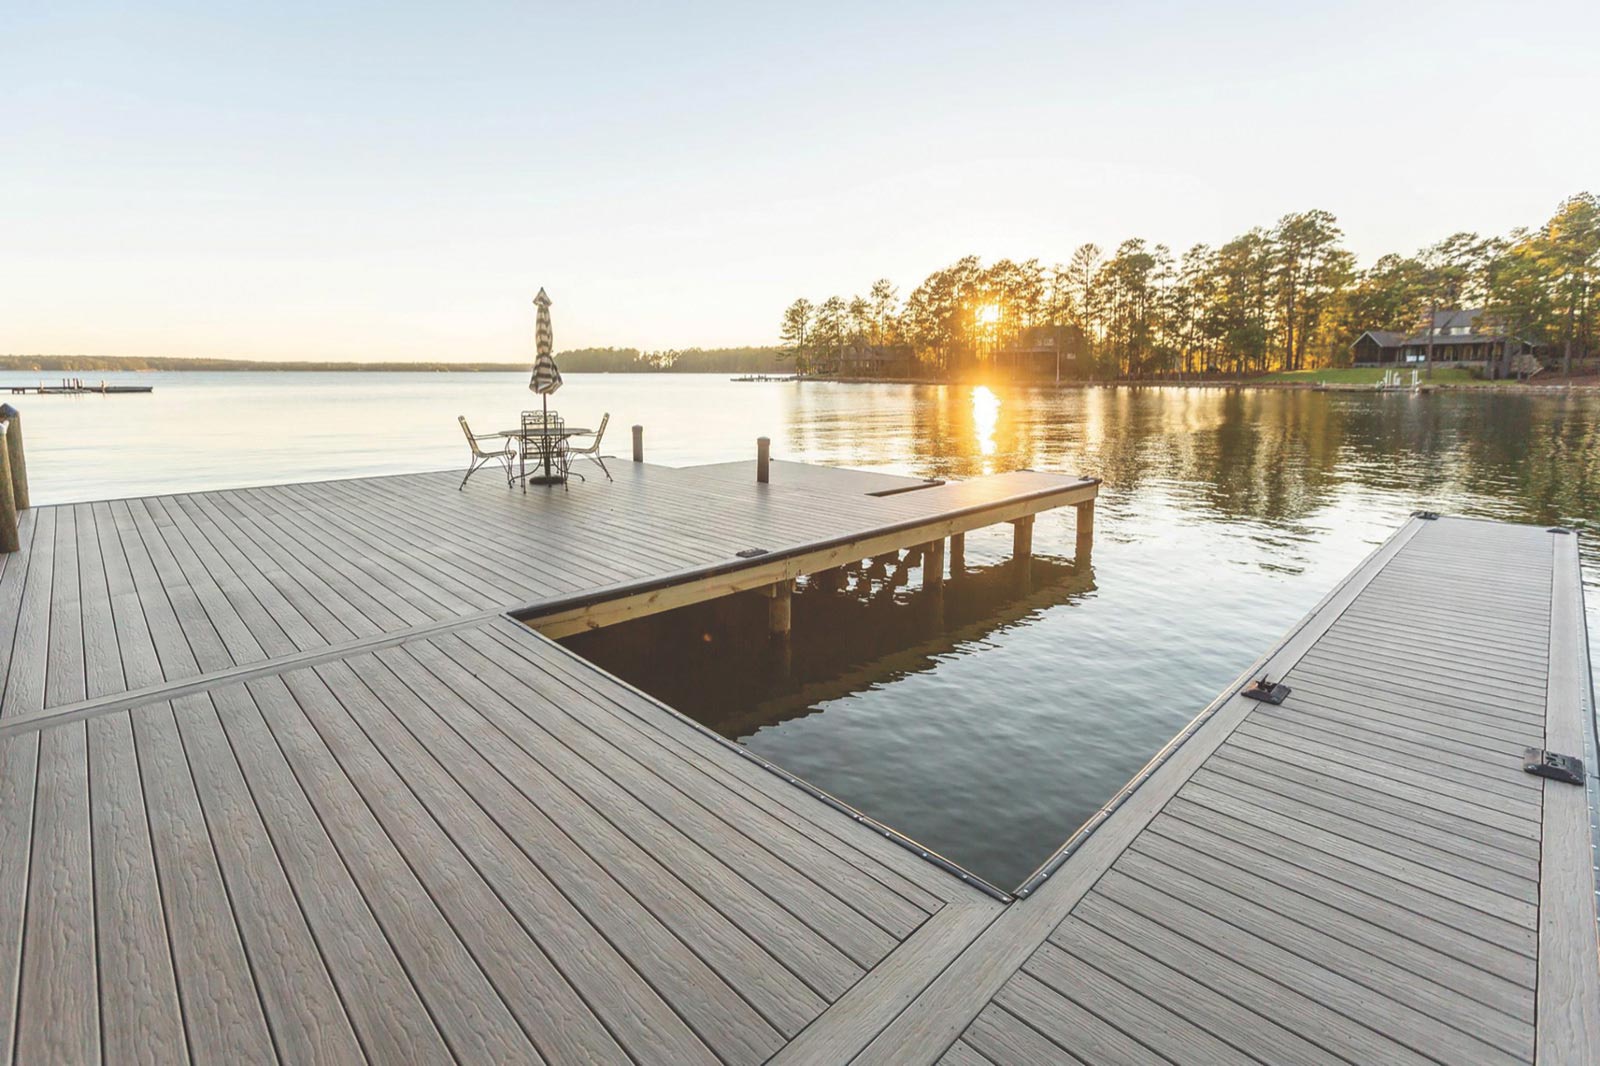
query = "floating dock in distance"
xmin=0 ymin=451 xmax=1595 ymax=1063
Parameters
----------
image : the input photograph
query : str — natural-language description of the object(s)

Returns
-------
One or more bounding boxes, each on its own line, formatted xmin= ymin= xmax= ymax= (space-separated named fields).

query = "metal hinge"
xmin=1524 ymin=748 xmax=1586 ymax=785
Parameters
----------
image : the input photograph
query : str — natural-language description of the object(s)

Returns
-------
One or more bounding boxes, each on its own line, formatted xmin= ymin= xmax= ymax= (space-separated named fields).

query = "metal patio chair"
xmin=457 ymin=416 xmax=514 ymax=490
xmin=520 ymin=409 xmax=573 ymax=490
xmin=565 ymin=413 xmax=612 ymax=482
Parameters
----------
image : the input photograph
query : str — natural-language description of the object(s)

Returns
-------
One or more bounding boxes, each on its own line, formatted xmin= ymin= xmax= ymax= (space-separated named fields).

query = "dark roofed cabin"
xmin=1352 ymin=309 xmax=1533 ymax=367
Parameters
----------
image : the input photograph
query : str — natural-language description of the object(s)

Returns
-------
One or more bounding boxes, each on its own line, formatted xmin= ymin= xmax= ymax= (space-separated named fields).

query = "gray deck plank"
xmin=241 ymin=672 xmax=617 ymax=1062
xmin=2 ymin=506 xmax=53 ymax=717
xmin=316 ymin=653 xmax=770 ymax=1065
xmin=87 ymin=712 xmax=190 ymax=1066
xmin=360 ymin=643 xmax=829 ymax=1038
xmin=15 ymin=723 xmax=98 ymax=1064
xmin=129 ymin=700 xmax=278 ymax=1062
xmin=0 ymin=731 xmax=39 ymax=1065
xmin=172 ymin=690 xmax=370 ymax=1065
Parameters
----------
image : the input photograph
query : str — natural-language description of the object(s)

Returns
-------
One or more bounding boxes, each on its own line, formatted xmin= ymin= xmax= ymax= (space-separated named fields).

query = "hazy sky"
xmin=4 ymin=1 xmax=1596 ymax=362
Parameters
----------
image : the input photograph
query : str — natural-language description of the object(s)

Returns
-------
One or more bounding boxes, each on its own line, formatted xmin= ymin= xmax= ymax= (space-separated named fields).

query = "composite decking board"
xmin=44 ymin=503 xmax=85 ymax=709
xmin=1141 ymin=814 xmax=1539 ymax=988
xmin=79 ymin=504 xmax=127 ymax=700
xmin=1107 ymin=851 xmax=1532 ymax=1056
xmin=314 ymin=654 xmax=786 ymax=1065
xmin=429 ymin=630 xmax=913 ymax=959
xmin=1536 ymin=531 xmax=1600 ymax=1063
xmin=124 ymin=496 xmax=241 ymax=675
xmin=191 ymin=489 xmax=391 ymax=643
xmin=1 ymin=506 xmax=53 ymax=717
xmin=1128 ymin=827 xmax=1534 ymax=1020
xmin=129 ymin=700 xmax=279 ymax=1063
xmin=937 ymin=1040 xmax=994 ymax=1066
xmin=1028 ymin=927 xmax=1330 ymax=1066
xmin=152 ymin=494 xmax=309 ymax=659
xmin=0 ymin=511 xmax=37 ymax=710
xmin=16 ymin=722 xmax=97 ymax=1064
xmin=243 ymin=672 xmax=600 ymax=1065
xmin=1206 ymin=745 xmax=1545 ymax=865
xmin=86 ymin=712 xmax=189 ymax=1066
xmin=169 ymin=689 xmax=372 ymax=1065
xmin=1299 ymin=643 xmax=1550 ymax=706
xmin=1190 ymin=762 xmax=1541 ymax=883
xmin=470 ymin=624 xmax=947 ymax=915
xmin=360 ymin=643 xmax=831 ymax=1037
xmin=1238 ymin=704 xmax=1545 ymax=796
xmin=106 ymin=500 xmax=205 ymax=691
xmin=1184 ymin=769 xmax=1539 ymax=902
xmin=502 ymin=624 xmax=958 ymax=911
xmin=174 ymin=491 xmax=361 ymax=648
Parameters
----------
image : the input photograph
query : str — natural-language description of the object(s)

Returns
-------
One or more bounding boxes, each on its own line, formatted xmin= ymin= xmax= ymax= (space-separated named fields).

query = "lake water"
xmin=11 ymin=370 xmax=1600 ymax=888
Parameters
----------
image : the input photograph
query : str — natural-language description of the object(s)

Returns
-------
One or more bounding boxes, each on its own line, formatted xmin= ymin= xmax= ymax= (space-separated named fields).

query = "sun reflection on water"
xmin=972 ymin=385 xmax=1000 ymax=465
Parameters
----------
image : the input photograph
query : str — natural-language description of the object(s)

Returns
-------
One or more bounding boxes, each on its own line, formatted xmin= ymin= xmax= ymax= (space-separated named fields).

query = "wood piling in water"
xmin=632 ymin=424 xmax=644 ymax=462
xmin=0 ymin=404 xmax=24 ymax=511
xmin=0 ymin=425 xmax=17 ymax=553
xmin=757 ymin=437 xmax=770 ymax=483
xmin=1075 ymin=498 xmax=1094 ymax=562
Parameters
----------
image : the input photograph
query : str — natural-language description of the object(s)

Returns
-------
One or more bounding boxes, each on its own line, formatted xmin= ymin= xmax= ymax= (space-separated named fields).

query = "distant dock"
xmin=0 ymin=440 xmax=1595 ymax=1063
xmin=6 ymin=378 xmax=153 ymax=395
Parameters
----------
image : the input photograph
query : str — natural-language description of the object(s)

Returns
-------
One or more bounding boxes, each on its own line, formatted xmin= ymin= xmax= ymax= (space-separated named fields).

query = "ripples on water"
xmin=18 ymin=371 xmax=1600 ymax=887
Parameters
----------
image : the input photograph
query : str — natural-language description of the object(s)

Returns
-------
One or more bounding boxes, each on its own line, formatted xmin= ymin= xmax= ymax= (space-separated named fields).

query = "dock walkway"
xmin=0 ymin=458 xmax=1596 ymax=1063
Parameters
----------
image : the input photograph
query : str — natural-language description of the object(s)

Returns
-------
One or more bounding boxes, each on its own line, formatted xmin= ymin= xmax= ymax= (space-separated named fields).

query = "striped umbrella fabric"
xmin=529 ymin=287 xmax=563 ymax=395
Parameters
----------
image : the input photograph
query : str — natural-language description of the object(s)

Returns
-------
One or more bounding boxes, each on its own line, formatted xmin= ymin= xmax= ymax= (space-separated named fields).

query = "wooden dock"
xmin=0 ymin=454 xmax=1597 ymax=1063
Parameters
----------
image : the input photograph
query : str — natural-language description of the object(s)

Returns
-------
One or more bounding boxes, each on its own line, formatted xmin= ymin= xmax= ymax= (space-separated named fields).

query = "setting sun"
xmin=975 ymin=304 xmax=1002 ymax=326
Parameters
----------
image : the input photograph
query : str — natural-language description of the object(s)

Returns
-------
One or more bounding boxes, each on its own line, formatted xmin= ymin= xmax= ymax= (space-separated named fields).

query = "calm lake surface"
xmin=14 ymin=370 xmax=1600 ymax=888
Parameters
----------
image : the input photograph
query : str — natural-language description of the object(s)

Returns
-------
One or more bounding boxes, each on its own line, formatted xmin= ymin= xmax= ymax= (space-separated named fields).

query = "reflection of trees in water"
xmin=775 ymin=384 xmax=1600 ymax=536
xmin=564 ymin=556 xmax=1094 ymax=742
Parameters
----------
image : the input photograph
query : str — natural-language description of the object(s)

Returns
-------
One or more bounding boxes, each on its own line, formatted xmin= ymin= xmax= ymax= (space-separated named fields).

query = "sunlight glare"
xmin=972 ymin=385 xmax=1000 ymax=460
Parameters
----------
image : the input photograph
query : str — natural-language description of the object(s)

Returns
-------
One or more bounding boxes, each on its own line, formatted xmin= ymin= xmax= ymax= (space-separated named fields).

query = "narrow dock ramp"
xmin=848 ymin=515 xmax=1600 ymax=1065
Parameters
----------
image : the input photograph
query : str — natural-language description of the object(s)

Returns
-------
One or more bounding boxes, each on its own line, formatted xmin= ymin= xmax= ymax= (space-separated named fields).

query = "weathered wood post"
xmin=1012 ymin=515 xmax=1034 ymax=560
xmin=757 ymin=437 xmax=770 ymax=483
xmin=0 ymin=424 xmax=18 ymax=554
xmin=765 ymin=580 xmax=792 ymax=639
xmin=632 ymin=424 xmax=644 ymax=462
xmin=0 ymin=404 xmax=24 ymax=511
xmin=923 ymin=538 xmax=945 ymax=591
xmin=1075 ymin=499 xmax=1095 ymax=563
xmin=949 ymin=532 xmax=965 ymax=577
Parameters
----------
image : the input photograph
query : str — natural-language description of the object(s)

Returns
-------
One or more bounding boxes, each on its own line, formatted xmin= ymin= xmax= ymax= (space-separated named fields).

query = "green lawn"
xmin=1253 ymin=367 xmax=1490 ymax=386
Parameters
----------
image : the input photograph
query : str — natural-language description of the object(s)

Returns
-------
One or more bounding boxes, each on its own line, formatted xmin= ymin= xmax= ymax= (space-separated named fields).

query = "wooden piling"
xmin=764 ymin=580 xmax=792 ymax=639
xmin=1012 ymin=514 xmax=1034 ymax=560
xmin=949 ymin=532 xmax=965 ymax=577
xmin=632 ymin=424 xmax=644 ymax=462
xmin=1075 ymin=498 xmax=1094 ymax=562
xmin=0 ymin=405 xmax=25 ymax=510
xmin=923 ymin=538 xmax=945 ymax=591
xmin=757 ymin=437 xmax=770 ymax=483
xmin=0 ymin=426 xmax=17 ymax=554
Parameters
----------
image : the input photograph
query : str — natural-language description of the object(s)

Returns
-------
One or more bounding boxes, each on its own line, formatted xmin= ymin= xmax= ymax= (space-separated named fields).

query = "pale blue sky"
xmin=3 ymin=1 xmax=1596 ymax=361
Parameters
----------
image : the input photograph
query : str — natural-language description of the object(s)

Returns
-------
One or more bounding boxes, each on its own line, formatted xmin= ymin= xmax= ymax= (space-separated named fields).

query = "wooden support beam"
xmin=1075 ymin=499 xmax=1094 ymax=563
xmin=766 ymin=580 xmax=792 ymax=639
xmin=632 ymin=424 xmax=644 ymax=462
xmin=757 ymin=437 xmax=771 ymax=483
xmin=923 ymin=539 xmax=945 ymax=591
xmin=526 ymin=479 xmax=1097 ymax=638
xmin=1012 ymin=515 xmax=1034 ymax=561
xmin=949 ymin=532 xmax=965 ymax=577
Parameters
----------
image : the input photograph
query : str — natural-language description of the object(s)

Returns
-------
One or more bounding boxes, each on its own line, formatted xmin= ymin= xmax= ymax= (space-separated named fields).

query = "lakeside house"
xmin=1351 ymin=308 xmax=1534 ymax=368
xmin=833 ymin=342 xmax=915 ymax=377
xmin=992 ymin=323 xmax=1087 ymax=379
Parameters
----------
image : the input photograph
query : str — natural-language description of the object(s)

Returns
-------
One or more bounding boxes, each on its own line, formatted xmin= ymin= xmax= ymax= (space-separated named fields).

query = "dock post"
xmin=949 ymin=532 xmax=965 ymax=577
xmin=0 ymin=425 xmax=17 ymax=554
xmin=1075 ymin=499 xmax=1094 ymax=563
xmin=923 ymin=538 xmax=945 ymax=591
xmin=765 ymin=580 xmax=792 ymax=639
xmin=1012 ymin=515 xmax=1034 ymax=560
xmin=757 ymin=437 xmax=770 ymax=483
xmin=0 ymin=404 xmax=24 ymax=511
xmin=632 ymin=424 xmax=644 ymax=463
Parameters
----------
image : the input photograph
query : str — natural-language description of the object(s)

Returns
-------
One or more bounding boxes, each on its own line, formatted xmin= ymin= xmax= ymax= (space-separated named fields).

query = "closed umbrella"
xmin=528 ymin=287 xmax=564 ymax=481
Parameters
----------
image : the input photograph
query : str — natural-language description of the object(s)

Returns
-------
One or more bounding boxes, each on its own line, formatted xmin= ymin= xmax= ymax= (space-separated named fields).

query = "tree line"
xmin=554 ymin=346 xmax=789 ymax=373
xmin=779 ymin=193 xmax=1599 ymax=378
